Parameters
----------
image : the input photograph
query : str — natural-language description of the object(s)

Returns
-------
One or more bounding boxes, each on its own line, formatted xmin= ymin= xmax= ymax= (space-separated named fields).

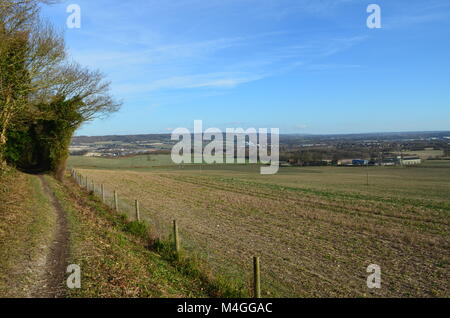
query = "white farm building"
xmin=400 ymin=157 xmax=422 ymax=166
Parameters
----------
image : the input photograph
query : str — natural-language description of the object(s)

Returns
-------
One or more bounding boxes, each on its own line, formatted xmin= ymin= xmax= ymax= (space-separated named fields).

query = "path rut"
xmin=30 ymin=175 xmax=69 ymax=298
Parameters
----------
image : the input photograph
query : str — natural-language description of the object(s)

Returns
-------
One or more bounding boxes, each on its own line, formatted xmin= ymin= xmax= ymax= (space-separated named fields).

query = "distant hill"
xmin=72 ymin=134 xmax=172 ymax=144
xmin=72 ymin=131 xmax=450 ymax=144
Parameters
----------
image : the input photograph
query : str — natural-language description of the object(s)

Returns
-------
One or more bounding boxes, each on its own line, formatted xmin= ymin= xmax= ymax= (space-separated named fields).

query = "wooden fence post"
xmin=135 ymin=200 xmax=140 ymax=221
xmin=173 ymin=220 xmax=180 ymax=256
xmin=366 ymin=163 xmax=369 ymax=186
xmin=114 ymin=190 xmax=119 ymax=212
xmin=101 ymin=184 xmax=105 ymax=203
xmin=253 ymin=256 xmax=261 ymax=298
xmin=85 ymin=176 xmax=88 ymax=189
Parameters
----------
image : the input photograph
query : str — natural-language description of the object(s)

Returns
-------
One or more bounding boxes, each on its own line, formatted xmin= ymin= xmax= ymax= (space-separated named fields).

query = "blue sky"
xmin=40 ymin=0 xmax=450 ymax=135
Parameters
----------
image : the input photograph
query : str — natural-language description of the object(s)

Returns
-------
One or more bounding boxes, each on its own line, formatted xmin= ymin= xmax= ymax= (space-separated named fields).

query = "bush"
xmin=123 ymin=220 xmax=148 ymax=238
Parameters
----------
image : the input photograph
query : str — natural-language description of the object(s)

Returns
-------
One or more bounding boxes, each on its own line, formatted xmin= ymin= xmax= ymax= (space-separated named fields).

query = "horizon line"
xmin=73 ymin=130 xmax=450 ymax=138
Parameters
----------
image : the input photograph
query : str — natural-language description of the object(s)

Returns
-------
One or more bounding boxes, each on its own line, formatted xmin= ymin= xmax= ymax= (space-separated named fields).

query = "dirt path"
xmin=30 ymin=175 xmax=69 ymax=298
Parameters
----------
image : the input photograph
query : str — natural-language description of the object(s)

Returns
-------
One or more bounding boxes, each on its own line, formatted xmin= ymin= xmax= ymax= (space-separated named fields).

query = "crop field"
xmin=407 ymin=149 xmax=444 ymax=159
xmin=70 ymin=155 xmax=450 ymax=297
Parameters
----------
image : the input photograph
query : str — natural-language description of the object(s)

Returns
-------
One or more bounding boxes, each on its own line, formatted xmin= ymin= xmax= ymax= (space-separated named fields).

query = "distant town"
xmin=69 ymin=134 xmax=174 ymax=157
xmin=70 ymin=131 xmax=450 ymax=166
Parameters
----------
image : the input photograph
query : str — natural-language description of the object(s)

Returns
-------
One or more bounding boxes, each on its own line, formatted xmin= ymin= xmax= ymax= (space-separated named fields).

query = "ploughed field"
xmin=71 ymin=156 xmax=450 ymax=297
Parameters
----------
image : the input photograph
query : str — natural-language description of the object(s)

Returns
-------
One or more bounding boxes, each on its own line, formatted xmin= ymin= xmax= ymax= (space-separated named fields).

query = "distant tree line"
xmin=0 ymin=0 xmax=121 ymax=179
xmin=279 ymin=148 xmax=376 ymax=166
xmin=444 ymin=147 xmax=450 ymax=157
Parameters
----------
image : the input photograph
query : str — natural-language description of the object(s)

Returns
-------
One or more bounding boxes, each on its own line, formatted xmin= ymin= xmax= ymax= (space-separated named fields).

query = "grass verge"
xmin=46 ymin=174 xmax=246 ymax=297
xmin=0 ymin=170 xmax=56 ymax=298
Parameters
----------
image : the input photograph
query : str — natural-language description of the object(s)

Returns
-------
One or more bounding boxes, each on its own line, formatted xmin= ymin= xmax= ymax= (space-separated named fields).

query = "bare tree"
xmin=1 ymin=0 xmax=120 ymax=175
xmin=0 ymin=0 xmax=65 ymax=165
xmin=36 ymin=62 xmax=122 ymax=128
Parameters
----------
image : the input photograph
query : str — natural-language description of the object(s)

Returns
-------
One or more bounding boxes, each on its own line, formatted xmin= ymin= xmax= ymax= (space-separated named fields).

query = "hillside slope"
xmin=0 ymin=169 xmax=212 ymax=298
xmin=0 ymin=170 xmax=57 ymax=297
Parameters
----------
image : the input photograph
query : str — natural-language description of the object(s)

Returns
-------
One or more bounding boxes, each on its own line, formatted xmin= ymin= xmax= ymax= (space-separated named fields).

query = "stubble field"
xmin=70 ymin=156 xmax=450 ymax=297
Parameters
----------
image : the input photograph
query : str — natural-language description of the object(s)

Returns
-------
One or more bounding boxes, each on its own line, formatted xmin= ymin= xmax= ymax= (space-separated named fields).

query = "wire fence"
xmin=71 ymin=169 xmax=295 ymax=297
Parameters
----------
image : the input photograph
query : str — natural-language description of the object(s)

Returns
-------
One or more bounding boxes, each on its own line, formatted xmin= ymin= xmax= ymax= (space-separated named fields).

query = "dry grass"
xmin=45 ymin=175 xmax=214 ymax=298
xmin=76 ymin=161 xmax=450 ymax=298
xmin=0 ymin=171 xmax=56 ymax=298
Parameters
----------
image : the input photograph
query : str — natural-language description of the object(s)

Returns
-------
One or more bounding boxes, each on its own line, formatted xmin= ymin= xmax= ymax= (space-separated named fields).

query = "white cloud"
xmin=71 ymin=36 xmax=246 ymax=69
xmin=81 ymin=32 xmax=369 ymax=98
xmin=114 ymin=72 xmax=265 ymax=95
xmin=66 ymin=4 xmax=369 ymax=98
xmin=306 ymin=64 xmax=361 ymax=71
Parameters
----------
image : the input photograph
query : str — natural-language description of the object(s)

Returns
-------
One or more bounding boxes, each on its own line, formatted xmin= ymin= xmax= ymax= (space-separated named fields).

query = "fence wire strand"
xmin=70 ymin=169 xmax=295 ymax=297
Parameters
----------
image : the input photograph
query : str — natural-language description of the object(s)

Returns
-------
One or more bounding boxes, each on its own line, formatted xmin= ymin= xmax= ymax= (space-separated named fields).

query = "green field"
xmin=68 ymin=154 xmax=263 ymax=170
xmin=69 ymin=155 xmax=450 ymax=297
xmin=68 ymin=154 xmax=175 ymax=169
